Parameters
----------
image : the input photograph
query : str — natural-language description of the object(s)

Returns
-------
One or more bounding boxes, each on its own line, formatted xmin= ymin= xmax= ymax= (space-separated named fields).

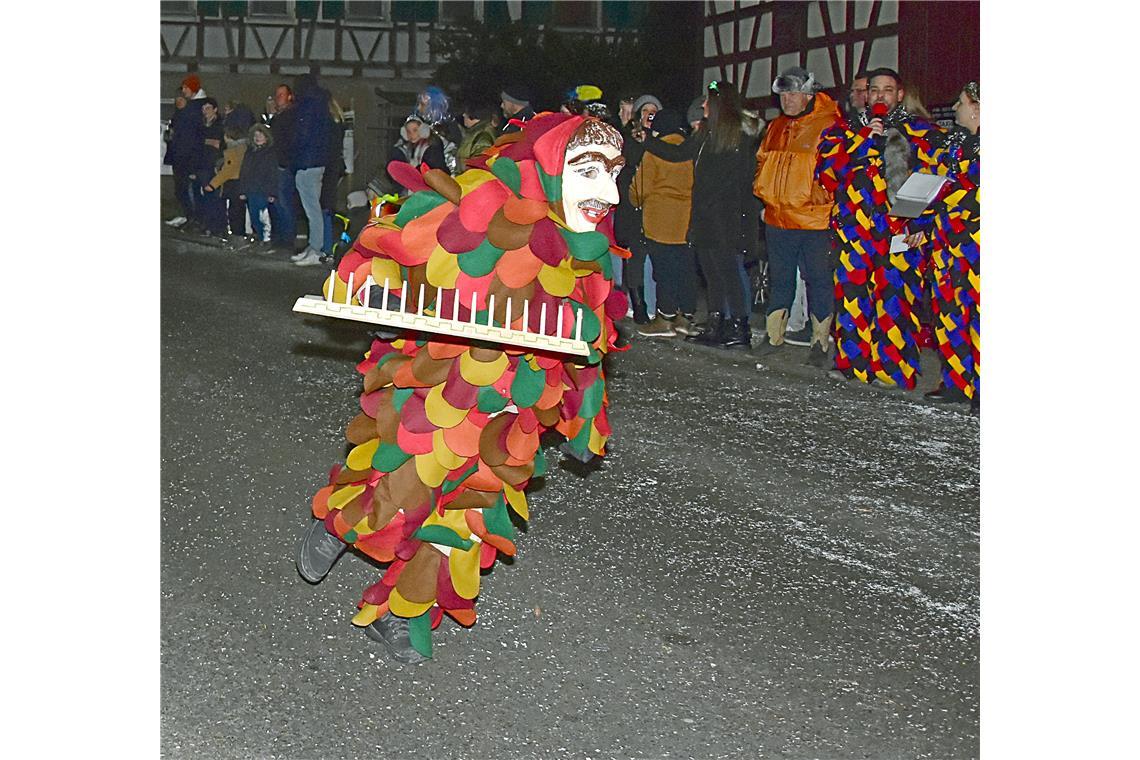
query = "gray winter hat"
xmin=686 ymin=96 xmax=705 ymax=125
xmin=632 ymin=94 xmax=663 ymax=115
xmin=772 ymin=66 xmax=816 ymax=94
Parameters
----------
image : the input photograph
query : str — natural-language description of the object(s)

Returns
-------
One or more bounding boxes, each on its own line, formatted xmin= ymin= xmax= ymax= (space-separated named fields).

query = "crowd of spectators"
xmin=164 ymin=65 xmax=980 ymax=410
xmin=164 ymin=73 xmax=349 ymax=266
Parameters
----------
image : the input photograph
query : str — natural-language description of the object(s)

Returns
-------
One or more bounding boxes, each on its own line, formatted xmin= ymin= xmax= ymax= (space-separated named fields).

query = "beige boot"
xmin=806 ymin=314 xmax=833 ymax=367
xmin=765 ymin=309 xmax=790 ymax=346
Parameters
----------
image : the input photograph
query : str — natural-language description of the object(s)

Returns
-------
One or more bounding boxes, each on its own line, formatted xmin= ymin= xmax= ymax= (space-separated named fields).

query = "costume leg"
xmin=832 ymin=225 xmax=874 ymax=382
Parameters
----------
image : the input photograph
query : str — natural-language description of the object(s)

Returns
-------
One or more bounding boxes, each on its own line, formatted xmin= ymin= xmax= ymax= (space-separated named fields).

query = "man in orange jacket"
xmin=752 ymin=66 xmax=841 ymax=366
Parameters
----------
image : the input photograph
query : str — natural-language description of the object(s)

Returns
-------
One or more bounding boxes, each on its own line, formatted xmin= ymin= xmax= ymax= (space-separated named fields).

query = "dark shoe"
xmin=687 ymin=311 xmax=725 ymax=345
xmin=637 ymin=315 xmax=676 ymax=338
xmin=296 ymin=518 xmax=348 ymax=584
xmin=365 ymin=614 xmax=428 ymax=664
xmin=783 ymin=325 xmax=812 ymax=347
xmin=720 ymin=317 xmax=752 ymax=349
xmin=806 ymin=342 xmax=829 ymax=367
xmin=925 ymin=383 xmax=969 ymax=403
xmin=754 ymin=339 xmax=783 ymax=358
xmin=970 ymin=393 xmax=980 ymax=416
xmin=628 ymin=287 xmax=650 ymax=325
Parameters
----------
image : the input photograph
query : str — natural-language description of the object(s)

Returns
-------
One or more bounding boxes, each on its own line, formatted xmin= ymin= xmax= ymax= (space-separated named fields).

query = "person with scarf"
xmin=816 ymin=67 xmax=944 ymax=389
xmin=924 ymin=81 xmax=980 ymax=411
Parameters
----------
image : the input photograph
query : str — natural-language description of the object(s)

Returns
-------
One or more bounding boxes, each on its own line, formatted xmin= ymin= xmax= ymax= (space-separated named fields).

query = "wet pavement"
xmin=161 ymin=231 xmax=979 ymax=759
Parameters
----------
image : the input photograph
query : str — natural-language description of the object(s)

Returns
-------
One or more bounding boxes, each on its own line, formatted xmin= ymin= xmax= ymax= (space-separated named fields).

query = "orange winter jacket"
xmin=753 ymin=92 xmax=841 ymax=230
xmin=628 ymin=133 xmax=693 ymax=245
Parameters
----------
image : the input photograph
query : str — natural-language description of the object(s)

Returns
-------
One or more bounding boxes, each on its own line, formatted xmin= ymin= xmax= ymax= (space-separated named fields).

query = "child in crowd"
xmin=204 ymin=112 xmax=253 ymax=247
xmin=239 ymin=123 xmax=278 ymax=249
xmin=628 ymin=109 xmax=698 ymax=337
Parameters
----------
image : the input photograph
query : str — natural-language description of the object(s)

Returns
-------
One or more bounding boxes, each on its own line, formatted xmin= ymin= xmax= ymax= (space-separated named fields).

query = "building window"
xmin=248 ymin=1 xmax=288 ymax=15
xmin=440 ymin=1 xmax=475 ymax=24
xmin=160 ymin=1 xmax=195 ymax=15
xmin=391 ymin=1 xmax=439 ymax=23
xmin=345 ymin=1 xmax=384 ymax=19
xmin=551 ymin=0 xmax=597 ymax=28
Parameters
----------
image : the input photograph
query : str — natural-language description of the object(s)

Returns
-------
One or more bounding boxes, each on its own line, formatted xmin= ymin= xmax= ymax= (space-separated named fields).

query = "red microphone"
xmin=868 ymin=102 xmax=887 ymax=142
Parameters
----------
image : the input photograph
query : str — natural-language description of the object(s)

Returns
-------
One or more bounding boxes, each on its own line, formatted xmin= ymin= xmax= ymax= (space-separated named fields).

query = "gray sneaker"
xmin=365 ymin=613 xmax=428 ymax=664
xmin=296 ymin=518 xmax=348 ymax=583
xmin=290 ymin=247 xmax=312 ymax=262
xmin=783 ymin=325 xmax=812 ymax=346
xmin=294 ymin=248 xmax=323 ymax=267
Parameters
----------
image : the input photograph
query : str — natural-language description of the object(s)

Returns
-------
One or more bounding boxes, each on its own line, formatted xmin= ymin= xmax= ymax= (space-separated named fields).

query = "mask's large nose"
xmin=599 ymin=175 xmax=620 ymax=206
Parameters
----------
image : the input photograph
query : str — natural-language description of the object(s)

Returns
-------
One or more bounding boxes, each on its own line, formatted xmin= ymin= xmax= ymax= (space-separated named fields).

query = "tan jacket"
xmin=753 ymin=92 xmax=840 ymax=230
xmin=628 ymin=133 xmax=693 ymax=244
xmin=210 ymin=141 xmax=248 ymax=189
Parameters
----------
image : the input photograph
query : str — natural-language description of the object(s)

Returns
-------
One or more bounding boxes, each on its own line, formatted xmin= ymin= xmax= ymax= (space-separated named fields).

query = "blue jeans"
xmin=271 ymin=168 xmax=296 ymax=246
xmin=246 ymin=193 xmax=270 ymax=241
xmin=645 ymin=240 xmax=698 ymax=315
xmin=295 ymin=166 xmax=325 ymax=253
xmin=764 ymin=225 xmax=833 ymax=320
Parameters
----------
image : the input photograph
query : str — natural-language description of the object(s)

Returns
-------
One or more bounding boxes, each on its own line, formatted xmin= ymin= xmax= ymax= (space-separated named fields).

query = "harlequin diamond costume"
xmin=927 ymin=88 xmax=980 ymax=405
xmin=295 ymin=114 xmax=629 ymax=663
xmin=816 ymin=99 xmax=944 ymax=388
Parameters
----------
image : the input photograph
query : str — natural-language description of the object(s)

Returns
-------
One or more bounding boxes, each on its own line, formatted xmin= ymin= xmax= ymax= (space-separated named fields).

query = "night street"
xmin=161 ymin=233 xmax=979 ymax=759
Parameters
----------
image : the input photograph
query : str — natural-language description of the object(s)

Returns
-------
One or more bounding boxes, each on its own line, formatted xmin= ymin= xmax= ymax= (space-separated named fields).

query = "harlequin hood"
xmin=339 ymin=111 xmax=631 ymax=361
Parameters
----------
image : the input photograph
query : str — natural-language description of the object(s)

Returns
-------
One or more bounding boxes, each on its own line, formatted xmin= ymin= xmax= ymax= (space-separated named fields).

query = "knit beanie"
xmin=686 ymin=96 xmax=705 ymax=125
xmin=649 ymin=109 xmax=684 ymax=137
xmin=181 ymin=74 xmax=201 ymax=93
xmin=501 ymin=86 xmax=531 ymax=108
xmin=632 ymin=94 xmax=663 ymax=115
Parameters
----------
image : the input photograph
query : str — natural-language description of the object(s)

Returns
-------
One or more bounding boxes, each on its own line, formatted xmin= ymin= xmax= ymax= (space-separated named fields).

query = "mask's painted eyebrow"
xmin=569 ymin=152 xmax=625 ymax=171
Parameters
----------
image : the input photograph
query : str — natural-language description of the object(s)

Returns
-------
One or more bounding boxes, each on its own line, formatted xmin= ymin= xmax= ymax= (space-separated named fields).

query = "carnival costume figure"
xmin=927 ymin=82 xmax=980 ymax=405
xmin=816 ymin=73 xmax=944 ymax=389
xmin=295 ymin=114 xmax=629 ymax=663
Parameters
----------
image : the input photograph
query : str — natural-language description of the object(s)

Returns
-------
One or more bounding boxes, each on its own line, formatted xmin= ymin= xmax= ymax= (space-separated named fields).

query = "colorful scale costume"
xmin=927 ymin=134 xmax=980 ymax=399
xmin=307 ymin=114 xmax=628 ymax=660
xmin=816 ymin=113 xmax=943 ymax=388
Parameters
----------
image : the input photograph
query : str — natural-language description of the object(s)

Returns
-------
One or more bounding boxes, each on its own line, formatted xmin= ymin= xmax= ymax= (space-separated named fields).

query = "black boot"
xmin=687 ymin=311 xmax=725 ymax=345
xmin=628 ymin=287 xmax=650 ymax=325
xmin=720 ymin=316 xmax=752 ymax=349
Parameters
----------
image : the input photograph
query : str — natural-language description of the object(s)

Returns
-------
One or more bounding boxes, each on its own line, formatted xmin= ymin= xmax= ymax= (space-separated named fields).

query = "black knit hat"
xmin=650 ymin=109 xmax=684 ymax=137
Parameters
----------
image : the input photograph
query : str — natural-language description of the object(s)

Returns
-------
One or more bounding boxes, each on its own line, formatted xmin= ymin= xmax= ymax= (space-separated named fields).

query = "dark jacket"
xmin=167 ymin=98 xmax=205 ymax=172
xmin=270 ymin=106 xmax=297 ymax=170
xmin=688 ymin=129 xmax=761 ymax=256
xmin=500 ymin=106 xmax=536 ymax=134
xmin=612 ymin=131 xmax=646 ymax=248
xmin=239 ymin=128 xmax=280 ymax=197
xmin=198 ymin=118 xmax=226 ymax=177
xmin=291 ymin=87 xmax=333 ymax=171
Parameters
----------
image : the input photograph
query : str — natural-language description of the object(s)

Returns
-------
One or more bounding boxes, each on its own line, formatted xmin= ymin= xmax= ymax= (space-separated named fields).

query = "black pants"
xmin=645 ymin=240 xmax=698 ymax=315
xmin=623 ymin=237 xmax=650 ymax=291
xmin=224 ymin=184 xmax=246 ymax=237
xmin=694 ymin=244 xmax=748 ymax=318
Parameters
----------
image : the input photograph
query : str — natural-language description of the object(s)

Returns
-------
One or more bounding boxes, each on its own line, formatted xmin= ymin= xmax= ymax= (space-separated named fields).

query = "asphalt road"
xmin=161 ymin=231 xmax=979 ymax=759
